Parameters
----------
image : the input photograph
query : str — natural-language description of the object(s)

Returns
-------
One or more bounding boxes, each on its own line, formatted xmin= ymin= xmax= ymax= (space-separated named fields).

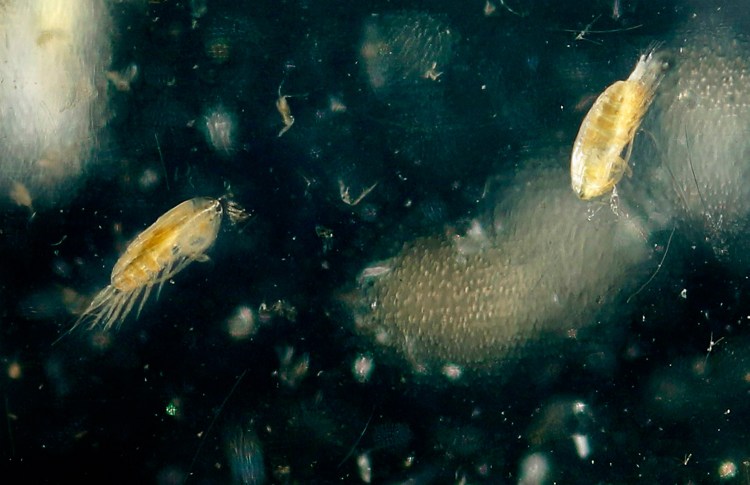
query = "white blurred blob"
xmin=0 ymin=0 xmax=112 ymax=206
xmin=357 ymin=452 xmax=372 ymax=483
xmin=718 ymin=460 xmax=737 ymax=480
xmin=7 ymin=360 xmax=22 ymax=380
xmin=517 ymin=452 xmax=550 ymax=485
xmin=138 ymin=168 xmax=161 ymax=192
xmin=227 ymin=305 xmax=258 ymax=340
xmin=9 ymin=181 xmax=34 ymax=213
xmin=352 ymin=354 xmax=375 ymax=383
xmin=571 ymin=433 xmax=590 ymax=459
xmin=328 ymin=95 xmax=347 ymax=113
xmin=441 ymin=363 xmax=463 ymax=381
xmin=203 ymin=105 xmax=237 ymax=156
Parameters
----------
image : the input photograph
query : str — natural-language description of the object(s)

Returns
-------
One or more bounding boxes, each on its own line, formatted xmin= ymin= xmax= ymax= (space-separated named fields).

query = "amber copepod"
xmin=571 ymin=45 xmax=667 ymax=200
xmin=74 ymin=197 xmax=223 ymax=332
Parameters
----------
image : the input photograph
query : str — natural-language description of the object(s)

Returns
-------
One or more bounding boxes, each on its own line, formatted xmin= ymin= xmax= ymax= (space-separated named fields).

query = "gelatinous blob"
xmin=345 ymin=159 xmax=650 ymax=377
xmin=638 ymin=19 xmax=750 ymax=262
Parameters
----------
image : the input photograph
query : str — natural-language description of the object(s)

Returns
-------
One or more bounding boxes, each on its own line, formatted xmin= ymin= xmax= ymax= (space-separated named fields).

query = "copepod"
xmin=73 ymin=197 xmax=224 ymax=332
xmin=571 ymin=45 xmax=668 ymax=200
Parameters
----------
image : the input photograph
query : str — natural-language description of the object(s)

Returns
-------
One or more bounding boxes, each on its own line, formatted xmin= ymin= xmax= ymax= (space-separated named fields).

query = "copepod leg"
xmin=610 ymin=185 xmax=620 ymax=216
xmin=623 ymin=142 xmax=634 ymax=176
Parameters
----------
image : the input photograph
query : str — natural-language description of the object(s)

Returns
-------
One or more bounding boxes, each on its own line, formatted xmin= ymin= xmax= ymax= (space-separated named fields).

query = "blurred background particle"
xmin=226 ymin=305 xmax=258 ymax=340
xmin=203 ymin=105 xmax=238 ymax=156
xmin=360 ymin=12 xmax=455 ymax=95
xmin=226 ymin=425 xmax=266 ymax=485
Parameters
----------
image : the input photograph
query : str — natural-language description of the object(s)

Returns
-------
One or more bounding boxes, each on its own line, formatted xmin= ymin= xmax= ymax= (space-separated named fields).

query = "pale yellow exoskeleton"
xmin=74 ymin=197 xmax=223 ymax=332
xmin=571 ymin=45 xmax=668 ymax=200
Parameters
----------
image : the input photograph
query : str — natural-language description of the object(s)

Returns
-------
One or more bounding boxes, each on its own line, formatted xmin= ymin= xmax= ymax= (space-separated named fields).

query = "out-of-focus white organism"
xmin=328 ymin=95 xmax=347 ymax=113
xmin=571 ymin=433 xmax=591 ymax=459
xmin=226 ymin=305 xmax=257 ymax=340
xmin=0 ymin=0 xmax=112 ymax=206
xmin=441 ymin=363 xmax=463 ymax=381
xmin=203 ymin=105 xmax=237 ymax=156
xmin=718 ymin=460 xmax=737 ymax=480
xmin=357 ymin=452 xmax=372 ymax=483
xmin=9 ymin=182 xmax=34 ymax=215
xmin=7 ymin=360 xmax=22 ymax=380
xmin=352 ymin=354 xmax=375 ymax=383
xmin=484 ymin=1 xmax=497 ymax=16
xmin=138 ymin=167 xmax=161 ymax=192
xmin=517 ymin=452 xmax=551 ymax=485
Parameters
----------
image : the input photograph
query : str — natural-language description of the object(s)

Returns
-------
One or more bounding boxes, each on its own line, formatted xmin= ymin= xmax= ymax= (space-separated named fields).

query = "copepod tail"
xmin=52 ymin=284 xmax=117 ymax=345
xmin=77 ymin=285 xmax=119 ymax=330
xmin=628 ymin=42 xmax=670 ymax=94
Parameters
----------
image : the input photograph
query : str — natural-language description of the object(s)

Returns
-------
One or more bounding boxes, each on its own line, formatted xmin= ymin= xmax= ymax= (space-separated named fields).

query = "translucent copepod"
xmin=571 ymin=45 xmax=668 ymax=200
xmin=74 ymin=197 xmax=224 ymax=332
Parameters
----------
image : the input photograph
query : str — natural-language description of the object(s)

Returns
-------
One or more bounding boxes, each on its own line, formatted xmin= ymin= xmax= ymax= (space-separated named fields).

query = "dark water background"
xmin=2 ymin=0 xmax=749 ymax=483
